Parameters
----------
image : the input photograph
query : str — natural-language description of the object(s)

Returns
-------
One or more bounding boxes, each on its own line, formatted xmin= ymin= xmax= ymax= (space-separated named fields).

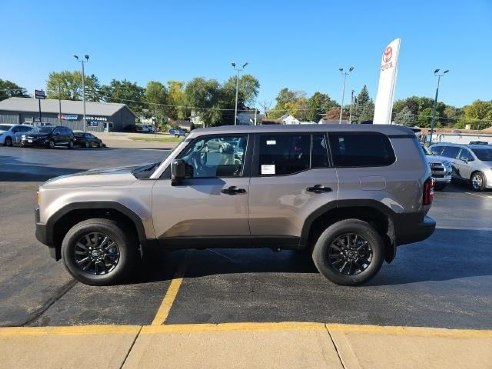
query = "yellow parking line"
xmin=3 ymin=322 xmax=490 ymax=338
xmin=150 ymin=251 xmax=193 ymax=326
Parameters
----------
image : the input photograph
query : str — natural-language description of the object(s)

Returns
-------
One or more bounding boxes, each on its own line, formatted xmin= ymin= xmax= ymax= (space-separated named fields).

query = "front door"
xmin=151 ymin=134 xmax=251 ymax=247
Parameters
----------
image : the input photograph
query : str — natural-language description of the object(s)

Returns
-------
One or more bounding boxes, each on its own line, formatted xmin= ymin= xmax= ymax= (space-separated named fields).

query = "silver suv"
xmin=35 ymin=125 xmax=435 ymax=286
xmin=421 ymin=145 xmax=452 ymax=190
xmin=430 ymin=143 xmax=492 ymax=191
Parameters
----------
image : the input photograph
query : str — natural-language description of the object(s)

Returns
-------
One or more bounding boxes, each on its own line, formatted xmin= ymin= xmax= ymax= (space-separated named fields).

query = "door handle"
xmin=306 ymin=184 xmax=332 ymax=193
xmin=221 ymin=186 xmax=247 ymax=195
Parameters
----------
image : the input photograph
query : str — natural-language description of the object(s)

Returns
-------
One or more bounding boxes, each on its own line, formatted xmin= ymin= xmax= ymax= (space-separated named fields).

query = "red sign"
xmin=383 ymin=47 xmax=392 ymax=63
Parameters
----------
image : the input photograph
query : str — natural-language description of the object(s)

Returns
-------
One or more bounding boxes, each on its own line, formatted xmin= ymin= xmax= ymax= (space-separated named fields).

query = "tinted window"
xmin=328 ymin=132 xmax=395 ymax=167
xmin=178 ymin=135 xmax=247 ymax=178
xmin=471 ymin=147 xmax=492 ymax=161
xmin=429 ymin=146 xmax=443 ymax=155
xmin=258 ymin=134 xmax=311 ymax=175
xmin=440 ymin=146 xmax=460 ymax=159
xmin=312 ymin=134 xmax=330 ymax=168
xmin=0 ymin=125 xmax=12 ymax=131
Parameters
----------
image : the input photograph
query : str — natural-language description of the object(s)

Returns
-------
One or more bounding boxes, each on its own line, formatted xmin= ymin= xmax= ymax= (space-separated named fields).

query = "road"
xmin=0 ymin=145 xmax=491 ymax=330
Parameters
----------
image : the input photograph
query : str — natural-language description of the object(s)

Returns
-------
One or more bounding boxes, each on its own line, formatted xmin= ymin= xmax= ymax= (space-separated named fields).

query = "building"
xmin=0 ymin=97 xmax=137 ymax=132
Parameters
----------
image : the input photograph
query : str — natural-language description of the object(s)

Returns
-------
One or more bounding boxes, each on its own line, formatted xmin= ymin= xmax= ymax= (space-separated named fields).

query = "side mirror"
xmin=171 ymin=159 xmax=186 ymax=186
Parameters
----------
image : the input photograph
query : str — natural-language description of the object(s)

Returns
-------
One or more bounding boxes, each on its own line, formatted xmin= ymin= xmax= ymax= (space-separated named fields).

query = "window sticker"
xmin=266 ymin=140 xmax=276 ymax=145
xmin=261 ymin=164 xmax=276 ymax=175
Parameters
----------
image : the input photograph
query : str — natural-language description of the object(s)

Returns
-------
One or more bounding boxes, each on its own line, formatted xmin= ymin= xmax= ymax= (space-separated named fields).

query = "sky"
xmin=1 ymin=0 xmax=491 ymax=110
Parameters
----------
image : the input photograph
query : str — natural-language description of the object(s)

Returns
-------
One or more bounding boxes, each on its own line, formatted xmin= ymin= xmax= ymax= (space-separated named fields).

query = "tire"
xmin=48 ymin=140 xmax=55 ymax=149
xmin=312 ymin=219 xmax=385 ymax=286
xmin=68 ymin=140 xmax=74 ymax=149
xmin=84 ymin=141 xmax=89 ymax=148
xmin=4 ymin=137 xmax=13 ymax=147
xmin=470 ymin=171 xmax=486 ymax=192
xmin=98 ymin=142 xmax=103 ymax=148
xmin=61 ymin=218 xmax=139 ymax=285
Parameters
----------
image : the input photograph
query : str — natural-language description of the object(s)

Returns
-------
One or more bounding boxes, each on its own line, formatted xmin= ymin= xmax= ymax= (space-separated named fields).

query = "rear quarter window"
xmin=328 ymin=132 xmax=395 ymax=167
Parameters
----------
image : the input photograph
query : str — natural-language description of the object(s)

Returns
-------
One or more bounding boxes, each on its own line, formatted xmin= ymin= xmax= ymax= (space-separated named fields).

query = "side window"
xmin=258 ymin=134 xmax=311 ymax=175
xmin=429 ymin=146 xmax=443 ymax=155
xmin=328 ymin=132 xmax=395 ymax=167
xmin=441 ymin=146 xmax=460 ymax=159
xmin=53 ymin=128 xmax=61 ymax=135
xmin=458 ymin=148 xmax=474 ymax=161
xmin=178 ymin=135 xmax=247 ymax=178
xmin=311 ymin=134 xmax=329 ymax=168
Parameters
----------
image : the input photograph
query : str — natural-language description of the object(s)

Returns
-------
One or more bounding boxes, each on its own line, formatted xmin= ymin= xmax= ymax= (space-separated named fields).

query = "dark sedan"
xmin=21 ymin=126 xmax=74 ymax=149
xmin=73 ymin=132 xmax=105 ymax=148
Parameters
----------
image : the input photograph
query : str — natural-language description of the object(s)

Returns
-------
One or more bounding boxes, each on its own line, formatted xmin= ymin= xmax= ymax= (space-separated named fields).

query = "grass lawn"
xmin=129 ymin=135 xmax=184 ymax=143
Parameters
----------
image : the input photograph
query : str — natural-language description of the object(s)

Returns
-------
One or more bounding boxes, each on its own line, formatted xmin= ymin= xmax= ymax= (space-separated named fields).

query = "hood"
xmin=27 ymin=132 xmax=49 ymax=138
xmin=41 ymin=164 xmax=142 ymax=189
xmin=426 ymin=154 xmax=450 ymax=164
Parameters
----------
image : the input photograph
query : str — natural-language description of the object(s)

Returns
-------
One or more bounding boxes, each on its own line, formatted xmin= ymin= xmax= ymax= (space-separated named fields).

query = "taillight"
xmin=423 ymin=177 xmax=434 ymax=205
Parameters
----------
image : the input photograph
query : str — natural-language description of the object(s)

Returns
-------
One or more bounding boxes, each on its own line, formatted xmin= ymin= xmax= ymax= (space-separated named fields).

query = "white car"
xmin=0 ymin=124 xmax=34 ymax=146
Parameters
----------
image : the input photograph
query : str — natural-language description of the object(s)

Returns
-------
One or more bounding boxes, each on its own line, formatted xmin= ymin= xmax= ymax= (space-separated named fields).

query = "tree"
xmin=351 ymin=85 xmax=374 ymax=123
xmin=269 ymin=88 xmax=306 ymax=119
xmin=143 ymin=81 xmax=167 ymax=122
xmin=394 ymin=106 xmax=415 ymax=126
xmin=184 ymin=78 xmax=221 ymax=127
xmin=417 ymin=107 xmax=433 ymax=127
xmin=46 ymin=71 xmax=102 ymax=101
xmin=0 ymin=79 xmax=29 ymax=101
xmin=457 ymin=100 xmax=492 ymax=129
xmin=306 ymin=92 xmax=337 ymax=122
xmin=167 ymin=81 xmax=187 ymax=120
xmin=102 ymin=79 xmax=145 ymax=114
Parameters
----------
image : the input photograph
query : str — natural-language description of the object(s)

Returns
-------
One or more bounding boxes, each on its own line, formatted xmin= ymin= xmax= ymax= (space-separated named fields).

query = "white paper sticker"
xmin=266 ymin=140 xmax=276 ymax=145
xmin=261 ymin=165 xmax=276 ymax=175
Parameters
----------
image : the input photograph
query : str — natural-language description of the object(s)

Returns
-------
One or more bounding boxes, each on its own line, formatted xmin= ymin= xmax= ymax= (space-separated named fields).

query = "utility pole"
xmin=338 ymin=66 xmax=354 ymax=124
xmin=231 ymin=62 xmax=248 ymax=125
xmin=74 ymin=54 xmax=89 ymax=132
xmin=429 ymin=69 xmax=449 ymax=144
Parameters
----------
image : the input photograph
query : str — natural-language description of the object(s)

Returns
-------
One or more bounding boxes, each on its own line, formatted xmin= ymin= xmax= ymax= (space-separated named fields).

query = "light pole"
xmin=231 ymin=62 xmax=248 ymax=125
xmin=74 ymin=54 xmax=89 ymax=132
xmin=429 ymin=69 xmax=449 ymax=144
xmin=338 ymin=66 xmax=354 ymax=124
xmin=348 ymin=89 xmax=355 ymax=124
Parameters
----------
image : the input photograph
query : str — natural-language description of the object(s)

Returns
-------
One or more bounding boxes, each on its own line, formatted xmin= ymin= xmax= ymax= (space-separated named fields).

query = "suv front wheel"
xmin=61 ymin=218 xmax=138 ymax=285
xmin=312 ymin=219 xmax=385 ymax=286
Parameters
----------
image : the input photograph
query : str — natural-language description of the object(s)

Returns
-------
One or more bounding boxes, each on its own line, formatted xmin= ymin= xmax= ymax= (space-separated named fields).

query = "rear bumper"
xmin=394 ymin=214 xmax=436 ymax=245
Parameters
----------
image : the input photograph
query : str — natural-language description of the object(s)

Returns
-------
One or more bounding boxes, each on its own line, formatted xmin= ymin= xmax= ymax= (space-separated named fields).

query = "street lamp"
xmin=74 ymin=54 xmax=89 ymax=132
xmin=429 ymin=69 xmax=449 ymax=144
xmin=231 ymin=62 xmax=248 ymax=125
xmin=338 ymin=66 xmax=354 ymax=124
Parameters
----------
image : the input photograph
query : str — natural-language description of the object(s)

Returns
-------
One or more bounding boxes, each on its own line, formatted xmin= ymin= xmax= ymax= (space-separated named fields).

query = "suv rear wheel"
xmin=312 ymin=219 xmax=384 ymax=286
xmin=61 ymin=218 xmax=138 ymax=285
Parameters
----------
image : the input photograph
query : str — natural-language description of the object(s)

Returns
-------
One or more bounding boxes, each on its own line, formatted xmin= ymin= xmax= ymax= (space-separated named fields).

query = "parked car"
xmin=35 ymin=125 xmax=435 ymax=286
xmin=169 ymin=128 xmax=185 ymax=137
xmin=430 ymin=143 xmax=492 ymax=191
xmin=73 ymin=132 xmax=105 ymax=148
xmin=0 ymin=124 xmax=33 ymax=146
xmin=21 ymin=126 xmax=75 ymax=149
xmin=421 ymin=144 xmax=452 ymax=190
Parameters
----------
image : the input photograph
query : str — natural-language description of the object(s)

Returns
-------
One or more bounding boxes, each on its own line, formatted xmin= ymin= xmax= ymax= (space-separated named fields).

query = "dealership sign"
xmin=373 ymin=38 xmax=401 ymax=124
xmin=58 ymin=114 xmax=78 ymax=120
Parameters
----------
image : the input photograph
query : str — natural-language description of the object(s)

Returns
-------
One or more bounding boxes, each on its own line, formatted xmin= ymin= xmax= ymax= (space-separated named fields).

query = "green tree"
xmin=167 ymin=81 xmax=187 ymax=120
xmin=306 ymin=92 xmax=337 ymax=122
xmin=184 ymin=78 xmax=221 ymax=127
xmin=352 ymin=85 xmax=374 ymax=123
xmin=143 ymin=81 xmax=168 ymax=122
xmin=417 ymin=107 xmax=433 ymax=127
xmin=102 ymin=79 xmax=145 ymax=114
xmin=269 ymin=88 xmax=305 ymax=119
xmin=457 ymin=100 xmax=492 ymax=129
xmin=46 ymin=71 xmax=102 ymax=101
xmin=394 ymin=106 xmax=415 ymax=126
xmin=0 ymin=79 xmax=29 ymax=101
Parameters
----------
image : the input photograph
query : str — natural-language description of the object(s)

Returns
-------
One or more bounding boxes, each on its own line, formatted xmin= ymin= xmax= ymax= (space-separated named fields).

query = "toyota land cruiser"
xmin=35 ymin=125 xmax=435 ymax=286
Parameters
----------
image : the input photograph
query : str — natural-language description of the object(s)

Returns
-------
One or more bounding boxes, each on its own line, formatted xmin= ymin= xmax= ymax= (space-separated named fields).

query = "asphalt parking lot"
xmin=0 ymin=144 xmax=491 ymax=330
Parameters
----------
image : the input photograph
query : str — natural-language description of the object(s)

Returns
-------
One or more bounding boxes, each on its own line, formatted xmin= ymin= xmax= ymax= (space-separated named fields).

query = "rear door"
xmin=248 ymin=132 xmax=338 ymax=248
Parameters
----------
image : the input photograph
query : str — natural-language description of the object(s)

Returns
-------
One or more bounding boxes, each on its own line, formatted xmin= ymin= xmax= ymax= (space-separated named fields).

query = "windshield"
xmin=471 ymin=147 xmax=492 ymax=161
xmin=38 ymin=127 xmax=54 ymax=134
xmin=0 ymin=124 xmax=13 ymax=131
xmin=421 ymin=145 xmax=432 ymax=155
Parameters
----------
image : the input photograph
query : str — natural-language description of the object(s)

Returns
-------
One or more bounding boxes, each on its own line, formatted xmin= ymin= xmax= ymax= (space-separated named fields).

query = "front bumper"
xmin=35 ymin=206 xmax=58 ymax=259
xmin=394 ymin=214 xmax=436 ymax=245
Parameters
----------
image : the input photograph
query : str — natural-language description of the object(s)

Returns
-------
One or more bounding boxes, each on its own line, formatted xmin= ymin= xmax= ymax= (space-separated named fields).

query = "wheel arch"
xmin=301 ymin=200 xmax=397 ymax=263
xmin=47 ymin=202 xmax=146 ymax=260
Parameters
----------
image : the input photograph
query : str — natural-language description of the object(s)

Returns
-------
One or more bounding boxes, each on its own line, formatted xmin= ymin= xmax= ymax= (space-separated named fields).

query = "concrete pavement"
xmin=97 ymin=132 xmax=179 ymax=150
xmin=1 ymin=323 xmax=490 ymax=369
